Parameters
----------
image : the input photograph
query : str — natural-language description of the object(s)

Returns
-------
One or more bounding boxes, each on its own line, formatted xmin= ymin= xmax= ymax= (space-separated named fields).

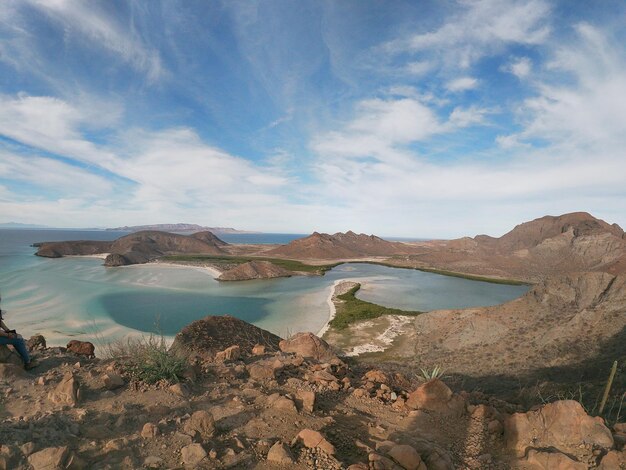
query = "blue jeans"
xmin=0 ymin=336 xmax=30 ymax=364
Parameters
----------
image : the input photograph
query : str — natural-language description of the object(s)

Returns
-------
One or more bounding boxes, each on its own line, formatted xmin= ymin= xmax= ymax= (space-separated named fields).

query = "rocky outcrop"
xmin=218 ymin=260 xmax=292 ymax=281
xmin=505 ymin=400 xmax=614 ymax=458
xmin=279 ymin=332 xmax=336 ymax=361
xmin=0 ymin=344 xmax=23 ymax=366
xmin=169 ymin=315 xmax=281 ymax=360
xmin=66 ymin=340 xmax=95 ymax=357
xmin=405 ymin=379 xmax=466 ymax=417
xmin=267 ymin=230 xmax=411 ymax=259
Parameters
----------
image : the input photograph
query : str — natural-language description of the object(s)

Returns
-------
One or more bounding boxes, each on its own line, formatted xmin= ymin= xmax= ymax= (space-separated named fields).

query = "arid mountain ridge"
xmin=106 ymin=223 xmax=257 ymax=234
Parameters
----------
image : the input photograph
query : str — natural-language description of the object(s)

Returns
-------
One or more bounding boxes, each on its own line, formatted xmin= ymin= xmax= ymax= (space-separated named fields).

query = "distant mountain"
xmin=106 ymin=223 xmax=258 ymax=234
xmin=0 ymin=222 xmax=50 ymax=229
xmin=266 ymin=230 xmax=411 ymax=259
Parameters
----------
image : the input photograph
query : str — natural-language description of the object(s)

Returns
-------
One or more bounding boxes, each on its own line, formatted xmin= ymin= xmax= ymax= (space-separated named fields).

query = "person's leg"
xmin=0 ymin=336 xmax=30 ymax=364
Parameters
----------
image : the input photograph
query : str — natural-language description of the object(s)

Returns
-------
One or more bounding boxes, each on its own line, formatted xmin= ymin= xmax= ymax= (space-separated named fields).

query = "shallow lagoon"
xmin=0 ymin=230 xmax=528 ymax=345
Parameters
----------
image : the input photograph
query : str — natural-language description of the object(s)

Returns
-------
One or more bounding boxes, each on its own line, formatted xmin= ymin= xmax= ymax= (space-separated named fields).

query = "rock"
xmin=297 ymin=390 xmax=316 ymax=413
xmin=294 ymin=429 xmax=335 ymax=455
xmin=0 ymin=345 xmax=23 ymax=366
xmin=169 ymin=315 xmax=281 ymax=360
xmin=215 ymin=345 xmax=241 ymax=362
xmin=20 ymin=442 xmax=36 ymax=457
xmin=615 ymin=422 xmax=626 ymax=433
xmin=102 ymin=372 xmax=125 ymax=390
xmin=347 ymin=464 xmax=369 ymax=470
xmin=184 ymin=410 xmax=216 ymax=440
xmin=143 ymin=455 xmax=163 ymax=468
xmin=405 ymin=379 xmax=465 ymax=416
xmin=279 ymin=332 xmax=336 ymax=361
xmin=0 ymin=363 xmax=27 ymax=379
xmin=141 ymin=423 xmax=160 ymax=438
xmin=598 ymin=450 xmax=626 ymax=469
xmin=368 ymin=452 xmax=397 ymax=469
xmin=525 ymin=449 xmax=587 ymax=469
xmin=66 ymin=340 xmax=95 ymax=358
xmin=387 ymin=444 xmax=425 ymax=470
xmin=181 ymin=443 xmax=207 ymax=466
xmin=252 ymin=344 xmax=266 ymax=355
xmin=266 ymin=441 xmax=295 ymax=465
xmin=505 ymin=400 xmax=614 ymax=457
xmin=247 ymin=362 xmax=276 ymax=380
xmin=169 ymin=383 xmax=189 ymax=398
xmin=312 ymin=370 xmax=338 ymax=383
xmin=27 ymin=446 xmax=74 ymax=470
xmin=364 ymin=369 xmax=388 ymax=384
xmin=272 ymin=396 xmax=297 ymax=413
xmin=48 ymin=372 xmax=80 ymax=406
xmin=26 ymin=334 xmax=47 ymax=351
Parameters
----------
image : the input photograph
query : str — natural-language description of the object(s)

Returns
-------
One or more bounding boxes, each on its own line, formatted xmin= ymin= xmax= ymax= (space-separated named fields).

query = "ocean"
xmin=0 ymin=229 xmax=528 ymax=348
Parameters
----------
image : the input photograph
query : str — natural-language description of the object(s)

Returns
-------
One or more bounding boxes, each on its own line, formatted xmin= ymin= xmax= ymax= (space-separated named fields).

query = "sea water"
xmin=0 ymin=229 xmax=528 ymax=346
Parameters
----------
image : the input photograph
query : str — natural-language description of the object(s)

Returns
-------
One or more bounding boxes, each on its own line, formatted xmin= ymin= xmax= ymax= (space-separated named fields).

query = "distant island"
xmin=106 ymin=223 xmax=259 ymax=234
xmin=0 ymin=222 xmax=51 ymax=229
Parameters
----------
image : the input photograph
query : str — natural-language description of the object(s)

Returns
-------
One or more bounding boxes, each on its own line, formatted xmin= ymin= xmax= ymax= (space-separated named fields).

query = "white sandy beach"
xmin=316 ymin=279 xmax=343 ymax=337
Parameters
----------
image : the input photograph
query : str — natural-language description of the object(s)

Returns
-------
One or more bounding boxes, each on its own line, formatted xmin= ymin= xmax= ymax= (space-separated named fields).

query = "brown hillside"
xmin=34 ymin=240 xmax=112 ymax=258
xmin=218 ymin=261 xmax=292 ymax=281
xmin=267 ymin=231 xmax=409 ymax=259
xmin=394 ymin=212 xmax=626 ymax=281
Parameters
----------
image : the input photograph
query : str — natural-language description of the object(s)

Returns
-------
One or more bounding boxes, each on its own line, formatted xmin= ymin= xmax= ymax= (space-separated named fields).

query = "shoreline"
xmin=316 ymin=279 xmax=343 ymax=338
xmin=148 ymin=259 xmax=223 ymax=279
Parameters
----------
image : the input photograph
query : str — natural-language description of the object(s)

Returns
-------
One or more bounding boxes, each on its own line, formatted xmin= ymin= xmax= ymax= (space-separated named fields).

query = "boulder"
xmin=525 ymin=449 xmax=587 ymax=469
xmin=180 ymin=443 xmax=207 ymax=466
xmin=247 ymin=362 xmax=276 ymax=380
xmin=0 ymin=345 xmax=23 ymax=366
xmin=271 ymin=396 xmax=297 ymax=413
xmin=102 ymin=372 xmax=125 ymax=390
xmin=405 ymin=379 xmax=465 ymax=416
xmin=294 ymin=429 xmax=335 ymax=455
xmin=364 ymin=369 xmax=388 ymax=384
xmin=598 ymin=450 xmax=626 ymax=469
xmin=387 ymin=444 xmax=425 ymax=470
xmin=66 ymin=340 xmax=95 ymax=358
xmin=170 ymin=315 xmax=281 ymax=360
xmin=215 ymin=345 xmax=241 ymax=362
xmin=27 ymin=446 xmax=75 ymax=470
xmin=48 ymin=373 xmax=80 ymax=406
xmin=266 ymin=441 xmax=295 ymax=465
xmin=297 ymin=390 xmax=316 ymax=413
xmin=184 ymin=410 xmax=216 ymax=440
xmin=0 ymin=363 xmax=27 ymax=379
xmin=505 ymin=400 xmax=614 ymax=458
xmin=252 ymin=344 xmax=266 ymax=355
xmin=169 ymin=383 xmax=189 ymax=398
xmin=279 ymin=332 xmax=336 ymax=361
xmin=26 ymin=334 xmax=47 ymax=351
xmin=141 ymin=423 xmax=160 ymax=438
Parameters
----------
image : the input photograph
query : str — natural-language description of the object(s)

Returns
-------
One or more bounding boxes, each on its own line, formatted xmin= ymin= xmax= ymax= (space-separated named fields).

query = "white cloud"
xmin=19 ymin=0 xmax=164 ymax=82
xmin=405 ymin=61 xmax=432 ymax=76
xmin=505 ymin=56 xmax=532 ymax=78
xmin=446 ymin=77 xmax=479 ymax=92
xmin=504 ymin=23 xmax=626 ymax=148
xmin=386 ymin=0 xmax=551 ymax=69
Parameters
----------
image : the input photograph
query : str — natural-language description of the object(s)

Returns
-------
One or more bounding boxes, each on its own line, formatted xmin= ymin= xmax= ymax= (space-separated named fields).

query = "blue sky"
xmin=1 ymin=0 xmax=625 ymax=237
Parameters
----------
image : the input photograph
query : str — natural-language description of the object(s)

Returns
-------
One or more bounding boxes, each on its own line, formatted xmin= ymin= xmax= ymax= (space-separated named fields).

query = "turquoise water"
xmin=0 ymin=229 xmax=528 ymax=346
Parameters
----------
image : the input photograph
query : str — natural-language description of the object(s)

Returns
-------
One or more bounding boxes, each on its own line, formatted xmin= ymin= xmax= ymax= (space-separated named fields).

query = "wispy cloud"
xmin=446 ymin=77 xmax=479 ymax=92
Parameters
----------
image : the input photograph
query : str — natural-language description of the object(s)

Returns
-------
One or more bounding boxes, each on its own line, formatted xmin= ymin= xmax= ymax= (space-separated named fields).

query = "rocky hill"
xmin=35 ymin=230 xmax=228 ymax=267
xmin=218 ymin=261 xmax=292 ymax=281
xmin=267 ymin=231 xmax=410 ymax=259
xmin=0 ymin=318 xmax=624 ymax=469
xmin=393 ymin=212 xmax=626 ymax=281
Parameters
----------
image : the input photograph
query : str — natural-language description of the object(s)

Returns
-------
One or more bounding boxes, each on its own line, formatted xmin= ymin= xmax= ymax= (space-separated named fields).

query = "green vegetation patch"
xmin=161 ymin=254 xmax=340 ymax=275
xmin=330 ymin=283 xmax=421 ymax=330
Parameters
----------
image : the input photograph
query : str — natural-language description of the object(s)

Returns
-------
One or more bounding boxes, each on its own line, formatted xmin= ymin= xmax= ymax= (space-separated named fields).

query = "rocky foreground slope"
xmin=1 ymin=317 xmax=625 ymax=470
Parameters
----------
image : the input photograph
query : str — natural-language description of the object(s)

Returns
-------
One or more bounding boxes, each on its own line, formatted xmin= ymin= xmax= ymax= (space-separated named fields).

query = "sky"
xmin=0 ymin=0 xmax=625 ymax=238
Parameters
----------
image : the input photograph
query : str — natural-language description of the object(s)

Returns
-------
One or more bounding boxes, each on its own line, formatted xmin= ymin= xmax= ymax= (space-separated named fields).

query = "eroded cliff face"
xmin=377 ymin=272 xmax=626 ymax=381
